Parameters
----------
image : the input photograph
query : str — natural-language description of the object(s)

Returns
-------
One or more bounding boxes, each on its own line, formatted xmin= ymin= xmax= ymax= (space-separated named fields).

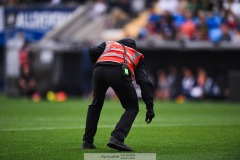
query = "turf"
xmin=0 ymin=95 xmax=240 ymax=160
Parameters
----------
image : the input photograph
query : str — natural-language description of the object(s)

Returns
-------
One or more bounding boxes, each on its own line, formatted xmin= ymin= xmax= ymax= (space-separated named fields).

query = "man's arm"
xmin=89 ymin=42 xmax=106 ymax=64
xmin=134 ymin=59 xmax=155 ymax=123
xmin=135 ymin=59 xmax=154 ymax=107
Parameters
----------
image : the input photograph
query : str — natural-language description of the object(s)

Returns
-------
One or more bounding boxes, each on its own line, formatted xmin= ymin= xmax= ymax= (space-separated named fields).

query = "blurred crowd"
xmin=138 ymin=0 xmax=240 ymax=43
xmin=154 ymin=66 xmax=228 ymax=101
xmin=3 ymin=0 xmax=240 ymax=44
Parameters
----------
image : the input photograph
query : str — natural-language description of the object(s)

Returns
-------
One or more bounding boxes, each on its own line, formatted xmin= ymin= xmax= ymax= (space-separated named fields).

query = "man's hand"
xmin=145 ymin=109 xmax=155 ymax=124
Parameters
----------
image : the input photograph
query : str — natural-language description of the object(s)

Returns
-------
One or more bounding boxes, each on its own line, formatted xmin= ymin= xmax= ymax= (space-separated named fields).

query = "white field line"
xmin=0 ymin=123 xmax=239 ymax=132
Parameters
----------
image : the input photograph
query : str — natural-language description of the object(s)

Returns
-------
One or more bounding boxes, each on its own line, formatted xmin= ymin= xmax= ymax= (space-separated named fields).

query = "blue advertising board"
xmin=2 ymin=6 xmax=76 ymax=45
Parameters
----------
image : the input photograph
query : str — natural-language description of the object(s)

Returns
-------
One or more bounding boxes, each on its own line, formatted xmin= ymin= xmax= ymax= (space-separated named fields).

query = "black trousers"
xmin=83 ymin=65 xmax=139 ymax=143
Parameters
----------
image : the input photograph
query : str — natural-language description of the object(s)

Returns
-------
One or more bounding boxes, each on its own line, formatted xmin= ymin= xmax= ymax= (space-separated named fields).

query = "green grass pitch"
xmin=0 ymin=95 xmax=240 ymax=160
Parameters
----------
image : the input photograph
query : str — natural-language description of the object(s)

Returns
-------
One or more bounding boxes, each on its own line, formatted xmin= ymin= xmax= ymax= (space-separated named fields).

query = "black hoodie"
xmin=88 ymin=39 xmax=154 ymax=108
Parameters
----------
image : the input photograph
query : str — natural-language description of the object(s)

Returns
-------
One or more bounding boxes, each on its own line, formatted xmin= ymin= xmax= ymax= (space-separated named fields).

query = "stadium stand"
xmin=1 ymin=0 xmax=240 ymax=101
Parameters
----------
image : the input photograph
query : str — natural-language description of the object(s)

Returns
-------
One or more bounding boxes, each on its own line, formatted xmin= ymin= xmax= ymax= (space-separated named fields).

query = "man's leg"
xmin=110 ymin=81 xmax=139 ymax=142
xmin=83 ymin=66 xmax=109 ymax=145
xmin=107 ymin=76 xmax=139 ymax=151
xmin=107 ymin=66 xmax=139 ymax=144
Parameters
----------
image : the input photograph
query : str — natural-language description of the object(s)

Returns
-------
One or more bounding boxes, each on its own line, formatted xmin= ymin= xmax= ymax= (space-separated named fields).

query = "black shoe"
xmin=81 ymin=141 xmax=97 ymax=149
xmin=107 ymin=136 xmax=133 ymax=151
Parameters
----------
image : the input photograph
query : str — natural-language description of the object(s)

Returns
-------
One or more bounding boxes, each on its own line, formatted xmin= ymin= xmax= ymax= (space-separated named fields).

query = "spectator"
xmin=195 ymin=10 xmax=208 ymax=40
xmin=179 ymin=10 xmax=196 ymax=40
xmin=155 ymin=70 xmax=170 ymax=100
xmin=181 ymin=67 xmax=195 ymax=99
xmin=232 ymin=28 xmax=240 ymax=43
xmin=206 ymin=11 xmax=224 ymax=42
xmin=220 ymin=24 xmax=232 ymax=41
xmin=223 ymin=0 xmax=240 ymax=18
xmin=190 ymin=68 xmax=221 ymax=99
xmin=225 ymin=13 xmax=238 ymax=29
xmin=19 ymin=42 xmax=30 ymax=67
xmin=157 ymin=10 xmax=176 ymax=40
xmin=167 ymin=66 xmax=181 ymax=99
xmin=206 ymin=12 xmax=223 ymax=30
xmin=18 ymin=64 xmax=36 ymax=97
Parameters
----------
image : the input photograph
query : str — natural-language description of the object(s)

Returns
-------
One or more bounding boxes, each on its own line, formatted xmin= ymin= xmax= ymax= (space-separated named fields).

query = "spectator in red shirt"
xmin=180 ymin=10 xmax=196 ymax=40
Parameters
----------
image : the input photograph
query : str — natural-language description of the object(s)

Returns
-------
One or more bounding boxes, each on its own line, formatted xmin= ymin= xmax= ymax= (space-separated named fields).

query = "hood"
xmin=117 ymin=38 xmax=137 ymax=51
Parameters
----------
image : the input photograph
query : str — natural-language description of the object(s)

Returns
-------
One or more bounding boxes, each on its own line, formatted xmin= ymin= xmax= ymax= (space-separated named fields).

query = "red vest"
xmin=97 ymin=41 xmax=144 ymax=79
